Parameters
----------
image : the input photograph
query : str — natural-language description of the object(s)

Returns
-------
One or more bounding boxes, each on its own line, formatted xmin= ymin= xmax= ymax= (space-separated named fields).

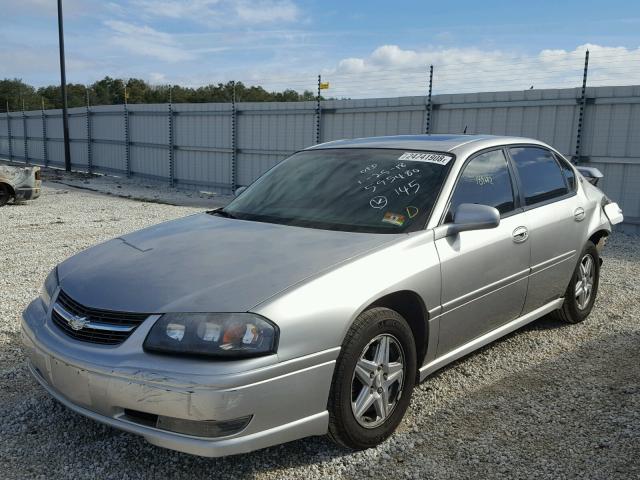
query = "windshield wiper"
xmin=208 ymin=208 xmax=237 ymax=219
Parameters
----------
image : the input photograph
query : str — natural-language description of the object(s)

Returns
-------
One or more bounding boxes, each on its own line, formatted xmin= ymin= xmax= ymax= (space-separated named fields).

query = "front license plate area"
xmin=49 ymin=358 xmax=92 ymax=407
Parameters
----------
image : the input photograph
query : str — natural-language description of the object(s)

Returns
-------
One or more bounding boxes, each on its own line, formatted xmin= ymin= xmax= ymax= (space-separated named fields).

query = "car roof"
xmin=307 ymin=134 xmax=548 ymax=155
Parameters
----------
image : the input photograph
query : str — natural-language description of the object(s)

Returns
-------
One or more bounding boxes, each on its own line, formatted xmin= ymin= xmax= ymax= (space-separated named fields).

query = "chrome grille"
xmin=51 ymin=290 xmax=150 ymax=345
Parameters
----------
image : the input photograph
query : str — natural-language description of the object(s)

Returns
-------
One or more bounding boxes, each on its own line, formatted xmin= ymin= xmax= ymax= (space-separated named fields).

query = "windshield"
xmin=222 ymin=148 xmax=454 ymax=233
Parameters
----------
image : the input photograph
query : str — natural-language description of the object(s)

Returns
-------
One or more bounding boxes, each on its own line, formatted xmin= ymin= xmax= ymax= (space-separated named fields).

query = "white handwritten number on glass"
xmin=394 ymin=180 xmax=420 ymax=196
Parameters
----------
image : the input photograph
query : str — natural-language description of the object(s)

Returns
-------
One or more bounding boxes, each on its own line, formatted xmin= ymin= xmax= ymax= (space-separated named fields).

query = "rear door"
xmin=435 ymin=148 xmax=530 ymax=356
xmin=507 ymin=146 xmax=586 ymax=314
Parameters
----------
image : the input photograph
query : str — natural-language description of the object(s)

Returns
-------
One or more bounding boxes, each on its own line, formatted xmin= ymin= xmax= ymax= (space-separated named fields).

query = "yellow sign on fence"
xmin=319 ymin=82 xmax=330 ymax=90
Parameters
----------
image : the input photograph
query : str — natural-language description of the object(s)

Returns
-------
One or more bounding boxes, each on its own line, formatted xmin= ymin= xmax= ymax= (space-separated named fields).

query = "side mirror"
xmin=234 ymin=186 xmax=247 ymax=197
xmin=435 ymin=203 xmax=500 ymax=239
xmin=575 ymin=166 xmax=603 ymax=186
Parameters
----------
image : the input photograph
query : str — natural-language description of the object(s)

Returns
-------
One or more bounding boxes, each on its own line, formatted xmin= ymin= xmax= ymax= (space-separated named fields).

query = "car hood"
xmin=57 ymin=213 xmax=397 ymax=313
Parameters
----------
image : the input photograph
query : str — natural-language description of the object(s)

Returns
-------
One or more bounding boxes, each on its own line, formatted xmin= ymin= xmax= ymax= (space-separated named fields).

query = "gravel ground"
xmin=1 ymin=181 xmax=639 ymax=479
xmin=40 ymin=164 xmax=234 ymax=208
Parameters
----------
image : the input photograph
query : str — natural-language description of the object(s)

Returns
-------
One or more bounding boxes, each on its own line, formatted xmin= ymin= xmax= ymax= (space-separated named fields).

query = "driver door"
xmin=435 ymin=148 xmax=531 ymax=355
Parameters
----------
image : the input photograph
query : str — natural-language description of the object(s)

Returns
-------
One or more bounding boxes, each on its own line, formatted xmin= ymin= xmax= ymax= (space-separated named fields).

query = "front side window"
xmin=447 ymin=149 xmax=515 ymax=220
xmin=510 ymin=147 xmax=568 ymax=205
xmin=222 ymin=148 xmax=454 ymax=233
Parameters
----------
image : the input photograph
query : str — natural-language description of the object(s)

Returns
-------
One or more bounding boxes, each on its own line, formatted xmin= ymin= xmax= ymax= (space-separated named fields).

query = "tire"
xmin=327 ymin=307 xmax=417 ymax=450
xmin=0 ymin=183 xmax=11 ymax=207
xmin=554 ymin=241 xmax=600 ymax=324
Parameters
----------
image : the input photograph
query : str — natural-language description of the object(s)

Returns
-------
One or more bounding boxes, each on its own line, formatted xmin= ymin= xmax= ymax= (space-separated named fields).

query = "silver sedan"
xmin=22 ymin=134 xmax=623 ymax=456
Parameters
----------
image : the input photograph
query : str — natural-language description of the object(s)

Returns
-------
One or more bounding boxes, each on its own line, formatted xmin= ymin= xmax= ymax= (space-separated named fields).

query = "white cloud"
xmin=133 ymin=0 xmax=221 ymax=20
xmin=314 ymin=44 xmax=640 ymax=98
xmin=4 ymin=0 xmax=90 ymax=16
xmin=104 ymin=20 xmax=195 ymax=62
xmin=133 ymin=0 xmax=300 ymax=26
xmin=235 ymin=0 xmax=299 ymax=23
xmin=145 ymin=42 xmax=640 ymax=99
xmin=149 ymin=72 xmax=168 ymax=83
xmin=337 ymin=57 xmax=366 ymax=73
xmin=0 ymin=44 xmax=96 ymax=85
xmin=369 ymin=45 xmax=419 ymax=66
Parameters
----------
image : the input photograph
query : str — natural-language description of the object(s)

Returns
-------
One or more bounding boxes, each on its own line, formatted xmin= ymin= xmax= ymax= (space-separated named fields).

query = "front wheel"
xmin=327 ymin=307 xmax=416 ymax=450
xmin=554 ymin=241 xmax=600 ymax=324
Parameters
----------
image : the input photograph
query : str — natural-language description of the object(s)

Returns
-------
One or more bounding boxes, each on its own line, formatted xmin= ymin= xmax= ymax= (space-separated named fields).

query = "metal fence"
xmin=0 ymin=84 xmax=639 ymax=226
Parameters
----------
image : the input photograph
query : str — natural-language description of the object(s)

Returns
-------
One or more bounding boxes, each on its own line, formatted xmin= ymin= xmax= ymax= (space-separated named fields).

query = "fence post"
xmin=41 ymin=98 xmax=48 ymax=167
xmin=86 ymin=89 xmax=92 ymax=173
xmin=124 ymin=103 xmax=131 ymax=177
xmin=573 ymin=50 xmax=589 ymax=164
xmin=230 ymin=82 xmax=237 ymax=192
xmin=22 ymin=99 xmax=29 ymax=165
xmin=168 ymin=101 xmax=175 ymax=187
xmin=425 ymin=65 xmax=434 ymax=135
xmin=315 ymin=74 xmax=322 ymax=144
xmin=6 ymin=102 xmax=13 ymax=162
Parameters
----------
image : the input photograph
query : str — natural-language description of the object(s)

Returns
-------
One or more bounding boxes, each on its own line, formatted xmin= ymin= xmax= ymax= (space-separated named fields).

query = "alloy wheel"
xmin=350 ymin=333 xmax=405 ymax=428
xmin=575 ymin=253 xmax=595 ymax=310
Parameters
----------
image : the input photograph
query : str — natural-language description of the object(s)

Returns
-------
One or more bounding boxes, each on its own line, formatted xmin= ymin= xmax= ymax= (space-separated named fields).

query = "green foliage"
xmin=0 ymin=79 xmax=38 ymax=111
xmin=1 ymin=76 xmax=320 ymax=111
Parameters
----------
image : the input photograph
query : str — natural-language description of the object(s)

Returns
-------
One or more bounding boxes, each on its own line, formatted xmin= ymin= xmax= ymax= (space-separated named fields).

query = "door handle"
xmin=512 ymin=226 xmax=529 ymax=243
xmin=574 ymin=207 xmax=585 ymax=222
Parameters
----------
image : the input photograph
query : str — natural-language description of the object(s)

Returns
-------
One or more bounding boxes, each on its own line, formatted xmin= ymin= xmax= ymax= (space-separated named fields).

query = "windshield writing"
xmin=223 ymin=148 xmax=453 ymax=233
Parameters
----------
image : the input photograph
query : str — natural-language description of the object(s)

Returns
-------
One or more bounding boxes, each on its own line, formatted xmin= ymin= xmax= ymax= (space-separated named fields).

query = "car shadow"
xmin=520 ymin=312 xmax=567 ymax=331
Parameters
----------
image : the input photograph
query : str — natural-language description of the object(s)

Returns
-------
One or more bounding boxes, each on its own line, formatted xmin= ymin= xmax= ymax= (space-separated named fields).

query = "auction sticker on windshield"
xmin=398 ymin=152 xmax=452 ymax=165
xmin=382 ymin=212 xmax=405 ymax=226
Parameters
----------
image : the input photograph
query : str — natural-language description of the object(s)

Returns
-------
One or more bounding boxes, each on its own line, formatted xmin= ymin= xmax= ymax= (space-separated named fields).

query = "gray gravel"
xmin=1 ymin=181 xmax=639 ymax=479
xmin=40 ymin=165 xmax=234 ymax=208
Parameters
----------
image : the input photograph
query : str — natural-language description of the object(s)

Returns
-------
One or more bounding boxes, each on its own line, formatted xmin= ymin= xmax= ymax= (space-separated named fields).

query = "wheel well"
xmin=369 ymin=291 xmax=429 ymax=367
xmin=589 ymin=229 xmax=609 ymax=247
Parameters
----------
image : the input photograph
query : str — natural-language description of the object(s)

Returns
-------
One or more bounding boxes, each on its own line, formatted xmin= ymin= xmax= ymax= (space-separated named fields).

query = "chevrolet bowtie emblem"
xmin=68 ymin=315 xmax=89 ymax=331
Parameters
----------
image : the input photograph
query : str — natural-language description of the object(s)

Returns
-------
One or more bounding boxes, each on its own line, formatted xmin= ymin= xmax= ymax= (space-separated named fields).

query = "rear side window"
xmin=448 ymin=149 xmax=515 ymax=219
xmin=555 ymin=154 xmax=577 ymax=191
xmin=509 ymin=147 xmax=568 ymax=206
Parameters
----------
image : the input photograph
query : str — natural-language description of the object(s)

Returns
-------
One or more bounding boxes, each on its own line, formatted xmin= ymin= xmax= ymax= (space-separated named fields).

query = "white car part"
xmin=604 ymin=202 xmax=624 ymax=225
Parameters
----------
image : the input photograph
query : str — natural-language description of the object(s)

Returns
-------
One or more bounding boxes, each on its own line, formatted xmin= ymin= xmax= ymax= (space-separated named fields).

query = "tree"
xmin=91 ymin=77 xmax=126 ymax=105
xmin=1 ymin=76 xmax=321 ymax=109
xmin=124 ymin=78 xmax=148 ymax=104
xmin=0 ymin=78 xmax=38 ymax=111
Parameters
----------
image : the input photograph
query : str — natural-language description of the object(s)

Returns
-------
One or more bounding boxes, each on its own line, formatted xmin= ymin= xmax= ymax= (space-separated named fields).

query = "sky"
xmin=3 ymin=0 xmax=640 ymax=98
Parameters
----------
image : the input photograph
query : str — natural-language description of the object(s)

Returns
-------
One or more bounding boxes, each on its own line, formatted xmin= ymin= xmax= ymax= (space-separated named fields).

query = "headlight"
xmin=143 ymin=313 xmax=278 ymax=358
xmin=40 ymin=268 xmax=58 ymax=308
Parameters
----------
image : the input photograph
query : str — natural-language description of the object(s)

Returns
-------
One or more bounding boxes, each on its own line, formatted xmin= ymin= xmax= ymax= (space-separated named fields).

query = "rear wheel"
xmin=327 ymin=307 xmax=416 ymax=450
xmin=554 ymin=241 xmax=600 ymax=324
xmin=0 ymin=183 xmax=11 ymax=207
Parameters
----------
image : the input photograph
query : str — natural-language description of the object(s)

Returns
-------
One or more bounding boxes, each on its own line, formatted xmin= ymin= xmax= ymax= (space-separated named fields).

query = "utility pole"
xmin=57 ymin=0 xmax=71 ymax=171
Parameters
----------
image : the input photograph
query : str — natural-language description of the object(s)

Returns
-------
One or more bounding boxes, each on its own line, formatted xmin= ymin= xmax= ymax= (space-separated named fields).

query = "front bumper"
xmin=21 ymin=298 xmax=337 ymax=457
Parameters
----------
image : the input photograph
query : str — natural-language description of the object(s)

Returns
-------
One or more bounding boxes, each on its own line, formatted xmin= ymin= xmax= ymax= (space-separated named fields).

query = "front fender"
xmin=252 ymin=230 xmax=441 ymax=362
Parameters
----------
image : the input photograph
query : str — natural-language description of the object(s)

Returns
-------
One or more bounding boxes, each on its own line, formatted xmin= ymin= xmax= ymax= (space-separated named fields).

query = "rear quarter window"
xmin=555 ymin=154 xmax=577 ymax=191
xmin=509 ymin=147 xmax=568 ymax=206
